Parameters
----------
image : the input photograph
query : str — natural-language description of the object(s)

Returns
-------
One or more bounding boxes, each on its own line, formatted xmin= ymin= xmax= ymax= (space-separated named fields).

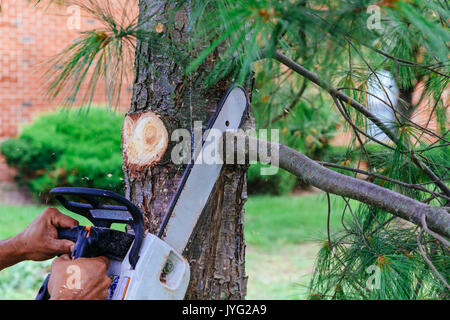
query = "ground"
xmin=0 ymin=187 xmax=344 ymax=299
xmin=246 ymin=243 xmax=320 ymax=299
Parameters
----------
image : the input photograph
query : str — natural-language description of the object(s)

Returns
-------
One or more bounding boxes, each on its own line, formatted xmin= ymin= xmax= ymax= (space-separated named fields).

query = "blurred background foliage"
xmin=1 ymin=108 xmax=124 ymax=201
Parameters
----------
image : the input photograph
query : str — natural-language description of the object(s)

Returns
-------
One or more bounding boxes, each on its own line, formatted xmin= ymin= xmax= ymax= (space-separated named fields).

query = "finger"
xmin=101 ymin=287 xmax=110 ymax=300
xmin=52 ymin=254 xmax=70 ymax=268
xmin=50 ymin=254 xmax=70 ymax=277
xmin=50 ymin=210 xmax=79 ymax=229
xmin=93 ymin=256 xmax=110 ymax=268
xmin=59 ymin=253 xmax=71 ymax=261
xmin=88 ymin=288 xmax=109 ymax=301
xmin=93 ymin=281 xmax=111 ymax=300
xmin=101 ymin=277 xmax=112 ymax=298
xmin=50 ymin=240 xmax=75 ymax=255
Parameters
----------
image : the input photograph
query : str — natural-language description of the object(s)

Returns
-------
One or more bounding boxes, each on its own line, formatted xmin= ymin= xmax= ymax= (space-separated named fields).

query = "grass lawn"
xmin=244 ymin=193 xmax=345 ymax=299
xmin=244 ymin=193 xmax=344 ymax=248
xmin=0 ymin=205 xmax=92 ymax=240
xmin=0 ymin=193 xmax=345 ymax=299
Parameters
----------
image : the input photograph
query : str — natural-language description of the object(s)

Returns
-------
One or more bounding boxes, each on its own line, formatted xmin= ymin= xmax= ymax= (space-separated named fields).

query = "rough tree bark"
xmin=121 ymin=1 xmax=250 ymax=299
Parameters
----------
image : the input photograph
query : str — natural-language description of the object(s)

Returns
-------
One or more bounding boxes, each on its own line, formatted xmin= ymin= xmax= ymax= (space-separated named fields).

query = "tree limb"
xmin=226 ymin=132 xmax=450 ymax=238
xmin=318 ymin=161 xmax=450 ymax=203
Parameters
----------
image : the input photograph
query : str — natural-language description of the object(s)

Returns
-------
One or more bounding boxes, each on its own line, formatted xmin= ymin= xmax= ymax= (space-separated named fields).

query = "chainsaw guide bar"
xmin=158 ymin=86 xmax=249 ymax=253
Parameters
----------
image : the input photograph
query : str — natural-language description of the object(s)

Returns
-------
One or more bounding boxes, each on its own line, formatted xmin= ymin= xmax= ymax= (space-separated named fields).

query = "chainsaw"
xmin=35 ymin=86 xmax=249 ymax=300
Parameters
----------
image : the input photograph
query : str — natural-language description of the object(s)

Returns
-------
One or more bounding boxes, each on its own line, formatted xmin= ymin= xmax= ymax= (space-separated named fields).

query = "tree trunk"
xmin=122 ymin=0 xmax=249 ymax=299
xmin=398 ymin=86 xmax=415 ymax=123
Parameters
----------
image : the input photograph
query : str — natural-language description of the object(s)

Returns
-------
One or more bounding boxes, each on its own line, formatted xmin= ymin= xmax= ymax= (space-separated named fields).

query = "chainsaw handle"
xmin=35 ymin=227 xmax=91 ymax=300
xmin=50 ymin=187 xmax=144 ymax=269
xmin=66 ymin=227 xmax=91 ymax=260
xmin=35 ymin=274 xmax=51 ymax=300
xmin=57 ymin=227 xmax=79 ymax=243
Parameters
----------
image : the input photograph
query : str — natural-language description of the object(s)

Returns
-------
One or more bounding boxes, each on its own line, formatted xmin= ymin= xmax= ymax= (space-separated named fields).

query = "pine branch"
xmin=318 ymin=161 xmax=450 ymax=203
xmin=417 ymin=216 xmax=450 ymax=290
xmin=259 ymin=49 xmax=450 ymax=199
xmin=264 ymin=80 xmax=308 ymax=126
xmin=226 ymin=132 xmax=450 ymax=239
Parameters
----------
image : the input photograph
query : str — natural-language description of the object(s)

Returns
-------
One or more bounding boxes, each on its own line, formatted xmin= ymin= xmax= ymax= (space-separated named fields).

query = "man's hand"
xmin=48 ymin=254 xmax=111 ymax=300
xmin=13 ymin=207 xmax=78 ymax=261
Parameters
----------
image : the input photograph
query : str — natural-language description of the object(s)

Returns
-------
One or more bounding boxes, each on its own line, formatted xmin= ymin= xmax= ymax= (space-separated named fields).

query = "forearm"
xmin=0 ymin=208 xmax=77 ymax=272
xmin=0 ymin=237 xmax=26 ymax=271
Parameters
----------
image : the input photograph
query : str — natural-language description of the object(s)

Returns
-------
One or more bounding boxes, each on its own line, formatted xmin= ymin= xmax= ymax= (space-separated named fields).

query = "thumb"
xmin=94 ymin=256 xmax=110 ymax=268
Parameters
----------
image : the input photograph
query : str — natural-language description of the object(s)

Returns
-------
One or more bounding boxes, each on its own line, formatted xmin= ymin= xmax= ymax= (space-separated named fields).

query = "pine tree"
xmin=38 ymin=0 xmax=449 ymax=299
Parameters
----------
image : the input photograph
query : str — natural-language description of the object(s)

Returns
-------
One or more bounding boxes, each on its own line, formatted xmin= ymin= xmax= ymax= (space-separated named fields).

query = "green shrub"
xmin=0 ymin=138 xmax=61 ymax=172
xmin=1 ymin=107 xmax=124 ymax=200
xmin=247 ymin=163 xmax=297 ymax=195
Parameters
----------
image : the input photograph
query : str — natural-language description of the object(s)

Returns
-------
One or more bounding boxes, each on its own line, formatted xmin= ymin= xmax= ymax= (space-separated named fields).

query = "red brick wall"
xmin=0 ymin=0 xmax=133 ymax=139
xmin=0 ymin=153 xmax=14 ymax=183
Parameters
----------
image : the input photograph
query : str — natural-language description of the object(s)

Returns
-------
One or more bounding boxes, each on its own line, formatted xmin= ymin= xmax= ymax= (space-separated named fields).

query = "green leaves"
xmin=395 ymin=2 xmax=449 ymax=64
xmin=41 ymin=0 xmax=170 ymax=108
xmin=309 ymin=203 xmax=449 ymax=299
xmin=0 ymin=107 xmax=125 ymax=200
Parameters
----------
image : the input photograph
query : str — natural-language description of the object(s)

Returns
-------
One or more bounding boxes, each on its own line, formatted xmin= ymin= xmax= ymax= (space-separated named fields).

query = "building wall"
xmin=0 ymin=0 xmax=133 ymax=139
